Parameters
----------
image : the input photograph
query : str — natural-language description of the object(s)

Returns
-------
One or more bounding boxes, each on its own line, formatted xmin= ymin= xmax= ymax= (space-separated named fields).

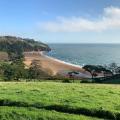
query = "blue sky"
xmin=0 ymin=0 xmax=120 ymax=43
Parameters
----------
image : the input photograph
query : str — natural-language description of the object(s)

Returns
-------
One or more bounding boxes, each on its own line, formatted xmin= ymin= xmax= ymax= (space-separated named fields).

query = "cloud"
xmin=39 ymin=6 xmax=120 ymax=32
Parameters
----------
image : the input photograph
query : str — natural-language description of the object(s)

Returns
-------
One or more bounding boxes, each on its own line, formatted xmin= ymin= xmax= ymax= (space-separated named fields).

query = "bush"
xmin=62 ymin=79 xmax=71 ymax=83
xmin=80 ymin=79 xmax=93 ymax=83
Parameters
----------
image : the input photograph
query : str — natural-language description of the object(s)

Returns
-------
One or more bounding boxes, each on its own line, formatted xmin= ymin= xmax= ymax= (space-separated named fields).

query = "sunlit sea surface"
xmin=47 ymin=44 xmax=120 ymax=66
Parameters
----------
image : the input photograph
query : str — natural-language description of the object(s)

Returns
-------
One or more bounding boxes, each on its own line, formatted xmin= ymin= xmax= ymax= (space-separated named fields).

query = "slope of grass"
xmin=0 ymin=82 xmax=120 ymax=111
xmin=0 ymin=82 xmax=120 ymax=119
xmin=0 ymin=106 xmax=100 ymax=120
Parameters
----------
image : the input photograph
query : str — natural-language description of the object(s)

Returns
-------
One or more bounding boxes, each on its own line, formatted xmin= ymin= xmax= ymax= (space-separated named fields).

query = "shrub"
xmin=62 ymin=79 xmax=71 ymax=83
xmin=80 ymin=79 xmax=93 ymax=83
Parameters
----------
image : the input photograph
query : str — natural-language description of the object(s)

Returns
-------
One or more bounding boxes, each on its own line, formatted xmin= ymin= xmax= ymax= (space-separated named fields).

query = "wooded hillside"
xmin=0 ymin=36 xmax=51 ymax=60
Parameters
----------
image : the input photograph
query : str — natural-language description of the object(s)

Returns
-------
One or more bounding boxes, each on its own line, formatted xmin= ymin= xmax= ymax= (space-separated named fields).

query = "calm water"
xmin=47 ymin=44 xmax=120 ymax=66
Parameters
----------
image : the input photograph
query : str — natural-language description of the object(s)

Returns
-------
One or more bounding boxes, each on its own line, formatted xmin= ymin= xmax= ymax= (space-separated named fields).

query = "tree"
xmin=0 ymin=60 xmax=27 ymax=81
xmin=83 ymin=65 xmax=112 ymax=79
xmin=28 ymin=60 xmax=51 ymax=80
xmin=1 ymin=63 xmax=15 ymax=81
xmin=115 ymin=67 xmax=120 ymax=74
xmin=68 ymin=71 xmax=79 ymax=82
xmin=11 ymin=59 xmax=27 ymax=81
xmin=108 ymin=62 xmax=118 ymax=74
xmin=28 ymin=62 xmax=40 ymax=79
xmin=83 ymin=65 xmax=99 ymax=79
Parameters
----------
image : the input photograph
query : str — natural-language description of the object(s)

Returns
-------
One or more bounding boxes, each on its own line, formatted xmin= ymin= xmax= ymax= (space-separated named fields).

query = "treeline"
xmin=0 ymin=36 xmax=51 ymax=60
xmin=0 ymin=60 xmax=51 ymax=81
xmin=82 ymin=63 xmax=120 ymax=83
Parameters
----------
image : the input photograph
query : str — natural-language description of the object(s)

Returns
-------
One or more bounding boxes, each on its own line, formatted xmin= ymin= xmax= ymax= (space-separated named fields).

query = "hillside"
xmin=0 ymin=82 xmax=120 ymax=119
xmin=0 ymin=52 xmax=9 ymax=61
xmin=0 ymin=36 xmax=51 ymax=60
xmin=0 ymin=36 xmax=51 ymax=52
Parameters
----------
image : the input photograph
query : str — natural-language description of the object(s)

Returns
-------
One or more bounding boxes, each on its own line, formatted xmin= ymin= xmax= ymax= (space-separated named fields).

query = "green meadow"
xmin=0 ymin=82 xmax=120 ymax=120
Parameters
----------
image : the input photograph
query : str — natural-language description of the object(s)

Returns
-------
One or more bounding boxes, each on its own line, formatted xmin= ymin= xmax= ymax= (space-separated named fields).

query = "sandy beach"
xmin=24 ymin=51 xmax=91 ymax=78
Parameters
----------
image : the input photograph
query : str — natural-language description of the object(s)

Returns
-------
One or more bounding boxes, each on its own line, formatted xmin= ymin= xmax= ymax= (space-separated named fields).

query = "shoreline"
xmin=44 ymin=55 xmax=83 ymax=68
xmin=24 ymin=51 xmax=91 ymax=78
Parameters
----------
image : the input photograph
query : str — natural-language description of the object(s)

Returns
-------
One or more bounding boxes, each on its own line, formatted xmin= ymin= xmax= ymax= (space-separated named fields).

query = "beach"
xmin=23 ymin=51 xmax=91 ymax=78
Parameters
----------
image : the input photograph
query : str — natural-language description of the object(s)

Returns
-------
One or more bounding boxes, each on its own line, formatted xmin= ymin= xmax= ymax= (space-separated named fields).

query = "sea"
xmin=47 ymin=44 xmax=120 ymax=66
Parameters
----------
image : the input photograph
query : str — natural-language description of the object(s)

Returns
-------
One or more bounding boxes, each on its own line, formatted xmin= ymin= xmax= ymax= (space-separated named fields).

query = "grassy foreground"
xmin=0 ymin=82 xmax=120 ymax=119
xmin=0 ymin=106 xmax=100 ymax=120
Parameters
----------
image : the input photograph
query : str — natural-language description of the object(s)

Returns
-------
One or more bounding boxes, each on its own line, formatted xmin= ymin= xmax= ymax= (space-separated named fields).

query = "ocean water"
xmin=47 ymin=44 xmax=120 ymax=66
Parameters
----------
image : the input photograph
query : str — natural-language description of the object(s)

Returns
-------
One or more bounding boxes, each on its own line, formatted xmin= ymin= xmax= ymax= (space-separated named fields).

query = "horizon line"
xmin=46 ymin=42 xmax=120 ymax=44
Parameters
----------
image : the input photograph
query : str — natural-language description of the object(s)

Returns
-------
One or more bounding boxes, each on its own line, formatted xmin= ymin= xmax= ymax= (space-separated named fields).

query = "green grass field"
xmin=0 ymin=82 xmax=120 ymax=119
xmin=0 ymin=106 xmax=101 ymax=120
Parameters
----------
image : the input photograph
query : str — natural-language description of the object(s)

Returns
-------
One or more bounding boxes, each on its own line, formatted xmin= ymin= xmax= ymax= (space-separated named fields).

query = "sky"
xmin=0 ymin=0 xmax=120 ymax=43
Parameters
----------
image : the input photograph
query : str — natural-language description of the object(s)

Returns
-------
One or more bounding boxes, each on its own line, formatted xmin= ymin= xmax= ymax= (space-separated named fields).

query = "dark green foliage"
xmin=0 ymin=36 xmax=51 ymax=60
xmin=62 ymin=79 xmax=71 ymax=83
xmin=80 ymin=79 xmax=93 ymax=83
xmin=83 ymin=65 xmax=100 ymax=79
xmin=84 ymin=63 xmax=120 ymax=83
xmin=108 ymin=62 xmax=118 ymax=73
xmin=0 ymin=63 xmax=15 ymax=81
xmin=11 ymin=60 xmax=27 ymax=81
xmin=0 ymin=60 xmax=27 ymax=81
xmin=28 ymin=60 xmax=51 ymax=79
xmin=115 ymin=67 xmax=120 ymax=74
xmin=0 ymin=60 xmax=52 ymax=81
xmin=83 ymin=65 xmax=113 ymax=79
